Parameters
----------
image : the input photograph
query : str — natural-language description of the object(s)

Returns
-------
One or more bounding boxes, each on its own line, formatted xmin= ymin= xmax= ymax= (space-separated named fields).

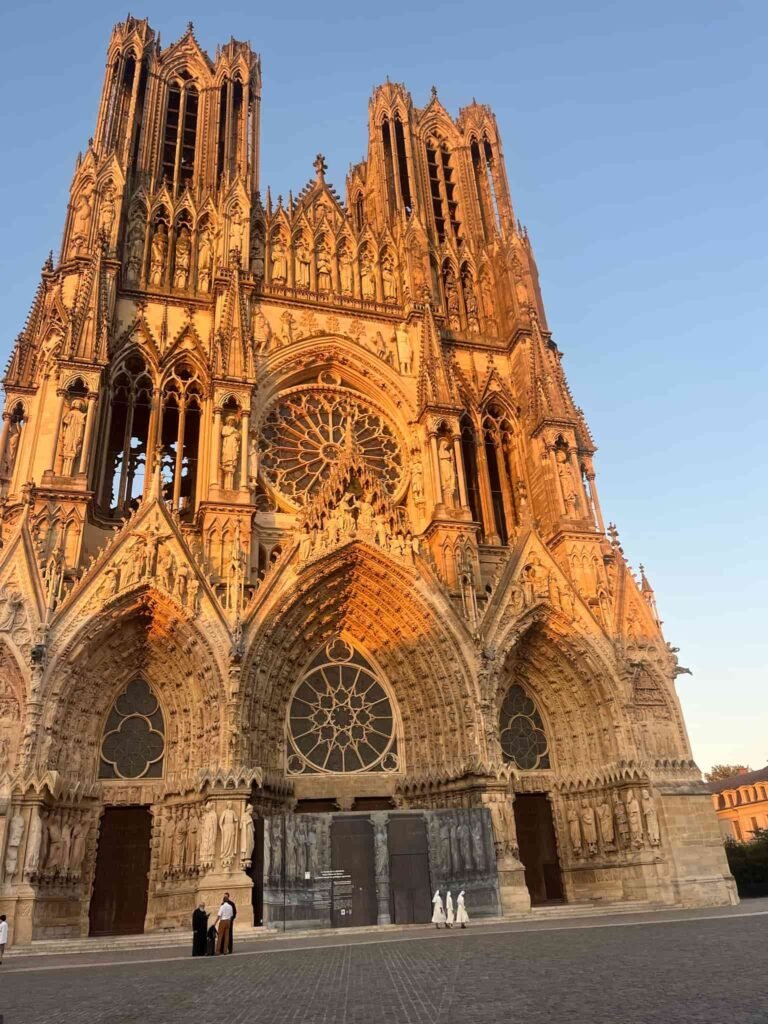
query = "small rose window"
xmin=499 ymin=683 xmax=550 ymax=770
xmin=99 ymin=679 xmax=165 ymax=779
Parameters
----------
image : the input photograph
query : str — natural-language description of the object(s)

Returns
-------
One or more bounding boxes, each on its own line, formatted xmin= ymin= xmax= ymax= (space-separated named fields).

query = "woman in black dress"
xmin=192 ymin=903 xmax=208 ymax=956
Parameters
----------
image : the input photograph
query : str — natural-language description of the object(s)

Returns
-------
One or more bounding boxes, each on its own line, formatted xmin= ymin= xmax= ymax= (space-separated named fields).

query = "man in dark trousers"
xmin=224 ymin=891 xmax=237 ymax=953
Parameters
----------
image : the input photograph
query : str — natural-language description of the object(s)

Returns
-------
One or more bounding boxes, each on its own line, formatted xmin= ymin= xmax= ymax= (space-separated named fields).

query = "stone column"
xmin=586 ymin=469 xmax=605 ymax=532
xmin=452 ymin=433 xmax=469 ymax=510
xmin=428 ymin=431 xmax=443 ymax=508
xmin=474 ymin=431 xmax=499 ymax=544
xmin=80 ymin=390 xmax=99 ymax=480
xmin=210 ymin=407 xmax=223 ymax=489
xmin=47 ymin=388 xmax=67 ymax=473
xmin=483 ymin=788 xmax=531 ymax=916
xmin=371 ymin=812 xmax=391 ymax=925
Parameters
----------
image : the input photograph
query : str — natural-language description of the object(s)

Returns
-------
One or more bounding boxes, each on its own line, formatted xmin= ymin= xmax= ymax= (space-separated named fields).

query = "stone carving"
xmin=268 ymin=817 xmax=282 ymax=884
xmin=99 ymin=184 xmax=116 ymax=241
xmin=395 ymin=322 xmax=412 ymax=375
xmin=45 ymin=809 xmax=64 ymax=872
xmin=580 ymin=799 xmax=598 ymax=855
xmin=556 ymin=448 xmax=578 ymax=516
xmin=240 ymin=806 xmax=255 ymax=865
xmin=24 ymin=808 xmax=43 ymax=879
xmin=339 ymin=246 xmax=353 ymax=294
xmin=438 ymin=438 xmax=457 ymax=506
xmin=641 ymin=789 xmax=660 ymax=847
xmin=488 ymin=800 xmax=518 ymax=860
xmin=59 ymin=398 xmax=87 ymax=475
xmin=69 ymin=815 xmax=88 ymax=880
xmin=296 ymin=239 xmax=311 ymax=288
xmin=361 ymin=252 xmax=376 ymax=299
xmin=125 ymin=206 xmax=145 ymax=284
xmin=316 ymin=246 xmax=332 ymax=292
xmin=150 ymin=223 xmax=168 ymax=285
xmin=626 ymin=788 xmax=644 ymax=849
xmin=198 ymin=226 xmax=213 ymax=292
xmin=172 ymin=807 xmax=188 ymax=873
xmin=70 ymin=187 xmax=93 ymax=254
xmin=382 ymin=256 xmax=397 ymax=302
xmin=219 ymin=801 xmax=238 ymax=869
xmin=199 ymin=803 xmax=218 ymax=870
xmin=4 ymin=810 xmax=25 ymax=880
xmin=614 ymin=791 xmax=630 ymax=848
xmin=251 ymin=229 xmax=265 ymax=278
xmin=173 ymin=226 xmax=191 ymax=288
xmin=444 ymin=270 xmax=460 ymax=329
xmin=220 ymin=416 xmax=241 ymax=489
xmin=0 ymin=588 xmax=23 ymax=632
xmin=271 ymin=236 xmax=288 ymax=282
xmin=567 ymin=802 xmax=582 ymax=856
xmin=597 ymin=797 xmax=615 ymax=850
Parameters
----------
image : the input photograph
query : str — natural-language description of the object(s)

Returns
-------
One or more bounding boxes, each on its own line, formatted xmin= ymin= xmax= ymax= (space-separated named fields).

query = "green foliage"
xmin=724 ymin=829 xmax=768 ymax=897
xmin=705 ymin=764 xmax=752 ymax=782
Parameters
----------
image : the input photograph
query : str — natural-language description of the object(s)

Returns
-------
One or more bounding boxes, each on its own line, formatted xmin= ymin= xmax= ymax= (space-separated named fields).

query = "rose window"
xmin=287 ymin=639 xmax=399 ymax=774
xmin=99 ymin=678 xmax=165 ymax=780
xmin=259 ymin=389 xmax=404 ymax=508
xmin=499 ymin=683 xmax=550 ymax=770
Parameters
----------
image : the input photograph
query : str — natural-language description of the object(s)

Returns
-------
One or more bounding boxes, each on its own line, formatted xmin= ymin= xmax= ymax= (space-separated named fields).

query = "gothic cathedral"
xmin=0 ymin=18 xmax=734 ymax=941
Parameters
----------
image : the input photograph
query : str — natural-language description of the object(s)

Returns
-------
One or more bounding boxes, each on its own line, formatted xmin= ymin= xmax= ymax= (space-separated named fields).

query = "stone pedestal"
xmin=496 ymin=854 xmax=531 ymax=916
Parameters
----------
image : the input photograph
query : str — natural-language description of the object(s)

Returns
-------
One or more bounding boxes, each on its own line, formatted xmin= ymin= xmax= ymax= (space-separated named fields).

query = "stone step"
xmin=12 ymin=925 xmax=271 ymax=956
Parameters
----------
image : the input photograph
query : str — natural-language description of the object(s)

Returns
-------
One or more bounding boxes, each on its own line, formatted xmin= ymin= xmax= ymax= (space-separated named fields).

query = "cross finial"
xmin=313 ymin=153 xmax=327 ymax=181
xmin=431 ymin=85 xmax=438 ymax=99
xmin=187 ymin=21 xmax=194 ymax=34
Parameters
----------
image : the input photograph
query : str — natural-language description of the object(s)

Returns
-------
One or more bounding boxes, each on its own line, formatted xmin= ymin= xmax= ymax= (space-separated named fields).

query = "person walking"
xmin=224 ymin=891 xmax=237 ymax=953
xmin=214 ymin=895 xmax=235 ymax=954
xmin=445 ymin=890 xmax=455 ymax=929
xmin=456 ymin=891 xmax=470 ymax=929
xmin=0 ymin=914 xmax=7 ymax=963
xmin=431 ymin=890 xmax=446 ymax=928
xmin=192 ymin=903 xmax=208 ymax=957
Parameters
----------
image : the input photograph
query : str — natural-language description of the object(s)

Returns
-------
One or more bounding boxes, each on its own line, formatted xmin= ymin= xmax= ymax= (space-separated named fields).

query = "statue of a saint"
xmin=240 ymin=806 xmax=255 ymax=865
xmin=271 ymin=237 xmax=288 ymax=282
xmin=69 ymin=817 xmax=88 ymax=879
xmin=251 ymin=230 xmax=265 ymax=278
xmin=438 ymin=439 xmax=456 ymax=506
xmin=597 ymin=798 xmax=615 ymax=848
xmin=197 ymin=228 xmax=212 ymax=292
xmin=382 ymin=258 xmax=397 ymax=301
xmin=361 ymin=256 xmax=376 ymax=299
xmin=1 ymin=418 xmax=22 ymax=481
xmin=395 ymin=322 xmax=412 ymax=375
xmin=316 ymin=248 xmax=332 ymax=292
xmin=626 ymin=788 xmax=644 ymax=848
xmin=641 ymin=789 xmax=660 ymax=846
xmin=296 ymin=241 xmax=311 ymax=288
xmin=185 ymin=808 xmax=199 ymax=871
xmin=125 ymin=211 xmax=144 ymax=284
xmin=172 ymin=808 xmax=188 ymax=873
xmin=173 ymin=226 xmax=191 ymax=289
xmin=150 ymin=223 xmax=168 ymax=285
xmin=219 ymin=801 xmax=238 ymax=869
xmin=59 ymin=399 xmax=87 ymax=475
xmin=580 ymin=799 xmax=598 ymax=855
xmin=339 ymin=247 xmax=353 ymax=294
xmin=220 ymin=416 xmax=241 ymax=490
xmin=247 ymin=429 xmax=259 ymax=493
xmin=5 ymin=810 xmax=25 ymax=880
xmin=614 ymin=792 xmax=630 ymax=847
xmin=71 ymin=189 xmax=93 ymax=253
xmin=99 ymin=185 xmax=116 ymax=241
xmin=199 ymin=803 xmax=218 ymax=869
xmin=567 ymin=803 xmax=582 ymax=856
xmin=445 ymin=273 xmax=460 ymax=328
xmin=24 ymin=808 xmax=43 ymax=879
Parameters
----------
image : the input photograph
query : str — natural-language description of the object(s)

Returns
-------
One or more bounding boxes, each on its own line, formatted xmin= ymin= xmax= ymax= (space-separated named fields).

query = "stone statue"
xmin=125 ymin=209 xmax=145 ymax=284
xmin=71 ymin=188 xmax=93 ymax=252
xmin=445 ymin=273 xmax=460 ymax=329
xmin=0 ymin=589 xmax=23 ymax=632
xmin=247 ymin=430 xmax=259 ymax=493
xmin=160 ymin=808 xmax=175 ymax=869
xmin=219 ymin=801 xmax=238 ymax=869
xmin=173 ymin=226 xmax=191 ymax=289
xmin=580 ymin=799 xmax=598 ymax=855
xmin=240 ymin=806 xmax=255 ymax=865
xmin=269 ymin=819 xmax=282 ymax=883
xmin=5 ymin=810 xmax=25 ymax=880
xmin=339 ymin=247 xmax=353 ymax=294
xmin=361 ymin=254 xmax=375 ymax=299
xmin=199 ymin=803 xmax=218 ymax=869
xmin=197 ymin=227 xmax=212 ymax=292
xmin=626 ymin=788 xmax=644 ymax=848
xmin=284 ymin=816 xmax=297 ymax=881
xmin=356 ymin=494 xmax=374 ymax=536
xmin=597 ymin=798 xmax=615 ymax=849
xmin=61 ymin=810 xmax=73 ymax=872
xmin=69 ymin=816 xmax=87 ymax=879
xmin=614 ymin=792 xmax=630 ymax=848
xmin=220 ymin=416 xmax=240 ymax=490
xmin=395 ymin=322 xmax=412 ymax=375
xmin=99 ymin=185 xmax=116 ymax=240
xmin=24 ymin=807 xmax=43 ymax=878
xmin=463 ymin=275 xmax=479 ymax=332
xmin=382 ymin=258 xmax=397 ymax=301
xmin=172 ymin=808 xmax=188 ymax=873
xmin=59 ymin=399 xmax=87 ymax=475
xmin=229 ymin=207 xmax=244 ymax=253
xmin=489 ymin=800 xmax=518 ymax=860
xmin=150 ymin=223 xmax=168 ymax=285
xmin=567 ymin=803 xmax=582 ymax=856
xmin=271 ymin=237 xmax=288 ymax=282
xmin=296 ymin=241 xmax=311 ymax=288
xmin=185 ymin=808 xmax=199 ymax=870
xmin=45 ymin=809 xmax=64 ymax=872
xmin=316 ymin=248 xmax=332 ymax=292
xmin=640 ymin=789 xmax=660 ymax=847
xmin=556 ymin=448 xmax=578 ymax=516
xmin=251 ymin=230 xmax=265 ymax=278
xmin=438 ymin=439 xmax=457 ymax=505
xmin=411 ymin=460 xmax=424 ymax=504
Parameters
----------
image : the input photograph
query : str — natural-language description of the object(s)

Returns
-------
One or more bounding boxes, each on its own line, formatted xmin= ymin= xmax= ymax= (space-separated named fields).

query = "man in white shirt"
xmin=0 ymin=914 xmax=8 ymax=963
xmin=214 ymin=896 xmax=234 ymax=955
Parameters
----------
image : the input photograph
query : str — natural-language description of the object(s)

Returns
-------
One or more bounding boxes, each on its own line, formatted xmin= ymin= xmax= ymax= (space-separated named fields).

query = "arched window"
xmin=159 ymin=361 xmax=204 ymax=516
xmin=102 ymin=353 xmax=153 ymax=513
xmin=482 ymin=405 xmax=517 ymax=543
xmin=287 ymin=638 xmax=399 ymax=775
xmin=460 ymin=414 xmax=481 ymax=525
xmin=161 ymin=75 xmax=198 ymax=190
xmin=426 ymin=137 xmax=460 ymax=244
xmin=393 ymin=115 xmax=412 ymax=216
xmin=355 ymin=193 xmax=365 ymax=233
xmin=499 ymin=684 xmax=550 ymax=770
xmin=99 ymin=679 xmax=165 ymax=780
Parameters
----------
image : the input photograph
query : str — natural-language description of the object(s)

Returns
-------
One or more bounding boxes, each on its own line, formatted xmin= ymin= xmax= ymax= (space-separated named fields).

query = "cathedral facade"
xmin=0 ymin=17 xmax=734 ymax=942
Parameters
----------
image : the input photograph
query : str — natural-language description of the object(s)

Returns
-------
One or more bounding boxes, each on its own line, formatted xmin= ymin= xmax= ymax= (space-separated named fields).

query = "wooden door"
xmin=330 ymin=816 xmax=377 ymax=928
xmin=388 ymin=815 xmax=432 ymax=924
xmin=513 ymin=794 xmax=564 ymax=904
xmin=89 ymin=807 xmax=152 ymax=936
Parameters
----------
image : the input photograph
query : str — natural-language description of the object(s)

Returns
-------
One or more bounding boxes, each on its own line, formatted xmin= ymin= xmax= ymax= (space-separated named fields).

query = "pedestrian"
xmin=224 ymin=891 xmax=237 ymax=953
xmin=456 ymin=890 xmax=469 ymax=929
xmin=431 ymin=890 xmax=446 ymax=928
xmin=0 ymin=914 xmax=7 ymax=963
xmin=214 ymin=894 xmax=235 ymax=954
xmin=206 ymin=923 xmax=218 ymax=956
xmin=192 ymin=903 xmax=208 ymax=957
xmin=445 ymin=890 xmax=455 ymax=928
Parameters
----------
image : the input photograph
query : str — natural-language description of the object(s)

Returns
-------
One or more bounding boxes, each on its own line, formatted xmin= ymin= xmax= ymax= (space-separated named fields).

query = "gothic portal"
xmin=0 ymin=17 xmax=735 ymax=941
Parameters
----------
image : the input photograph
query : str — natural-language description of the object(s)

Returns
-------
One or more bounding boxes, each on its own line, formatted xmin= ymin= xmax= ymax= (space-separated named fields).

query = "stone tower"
xmin=0 ymin=17 xmax=733 ymax=942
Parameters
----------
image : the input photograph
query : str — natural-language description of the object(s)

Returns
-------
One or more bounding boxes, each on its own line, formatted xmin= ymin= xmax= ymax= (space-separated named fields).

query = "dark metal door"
xmin=513 ymin=794 xmax=564 ymax=904
xmin=330 ymin=816 xmax=377 ymax=928
xmin=387 ymin=815 xmax=432 ymax=924
xmin=89 ymin=807 xmax=152 ymax=936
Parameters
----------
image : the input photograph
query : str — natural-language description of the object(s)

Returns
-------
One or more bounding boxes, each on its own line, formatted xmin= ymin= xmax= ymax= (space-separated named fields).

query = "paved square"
xmin=1 ymin=908 xmax=765 ymax=1024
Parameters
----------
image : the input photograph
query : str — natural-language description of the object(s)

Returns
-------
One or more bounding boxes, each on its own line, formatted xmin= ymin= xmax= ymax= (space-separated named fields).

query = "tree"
xmin=705 ymin=764 xmax=752 ymax=782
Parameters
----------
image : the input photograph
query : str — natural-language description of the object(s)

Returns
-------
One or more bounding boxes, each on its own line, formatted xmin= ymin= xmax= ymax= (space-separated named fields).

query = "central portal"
xmin=89 ymin=806 xmax=152 ymax=936
xmin=513 ymin=793 xmax=564 ymax=905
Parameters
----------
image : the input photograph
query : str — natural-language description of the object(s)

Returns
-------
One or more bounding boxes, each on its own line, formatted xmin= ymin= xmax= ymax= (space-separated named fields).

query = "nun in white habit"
xmin=445 ymin=890 xmax=455 ymax=928
xmin=456 ymin=890 xmax=469 ymax=928
xmin=432 ymin=890 xmax=446 ymax=928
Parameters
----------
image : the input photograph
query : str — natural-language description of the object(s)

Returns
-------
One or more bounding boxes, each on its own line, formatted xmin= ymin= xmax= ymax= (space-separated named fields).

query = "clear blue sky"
xmin=1 ymin=2 xmax=765 ymax=772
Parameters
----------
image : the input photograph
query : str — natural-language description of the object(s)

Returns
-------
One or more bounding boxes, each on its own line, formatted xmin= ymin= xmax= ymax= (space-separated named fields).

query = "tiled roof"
xmin=708 ymin=765 xmax=768 ymax=794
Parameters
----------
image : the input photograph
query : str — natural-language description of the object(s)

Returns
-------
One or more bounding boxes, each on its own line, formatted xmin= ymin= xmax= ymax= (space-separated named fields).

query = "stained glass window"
xmin=99 ymin=678 xmax=165 ymax=779
xmin=287 ymin=639 xmax=399 ymax=775
xmin=259 ymin=390 xmax=404 ymax=508
xmin=499 ymin=683 xmax=550 ymax=770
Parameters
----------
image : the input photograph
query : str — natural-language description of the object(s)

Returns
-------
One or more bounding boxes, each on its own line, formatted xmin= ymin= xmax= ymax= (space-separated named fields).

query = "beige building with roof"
xmin=710 ymin=768 xmax=768 ymax=841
